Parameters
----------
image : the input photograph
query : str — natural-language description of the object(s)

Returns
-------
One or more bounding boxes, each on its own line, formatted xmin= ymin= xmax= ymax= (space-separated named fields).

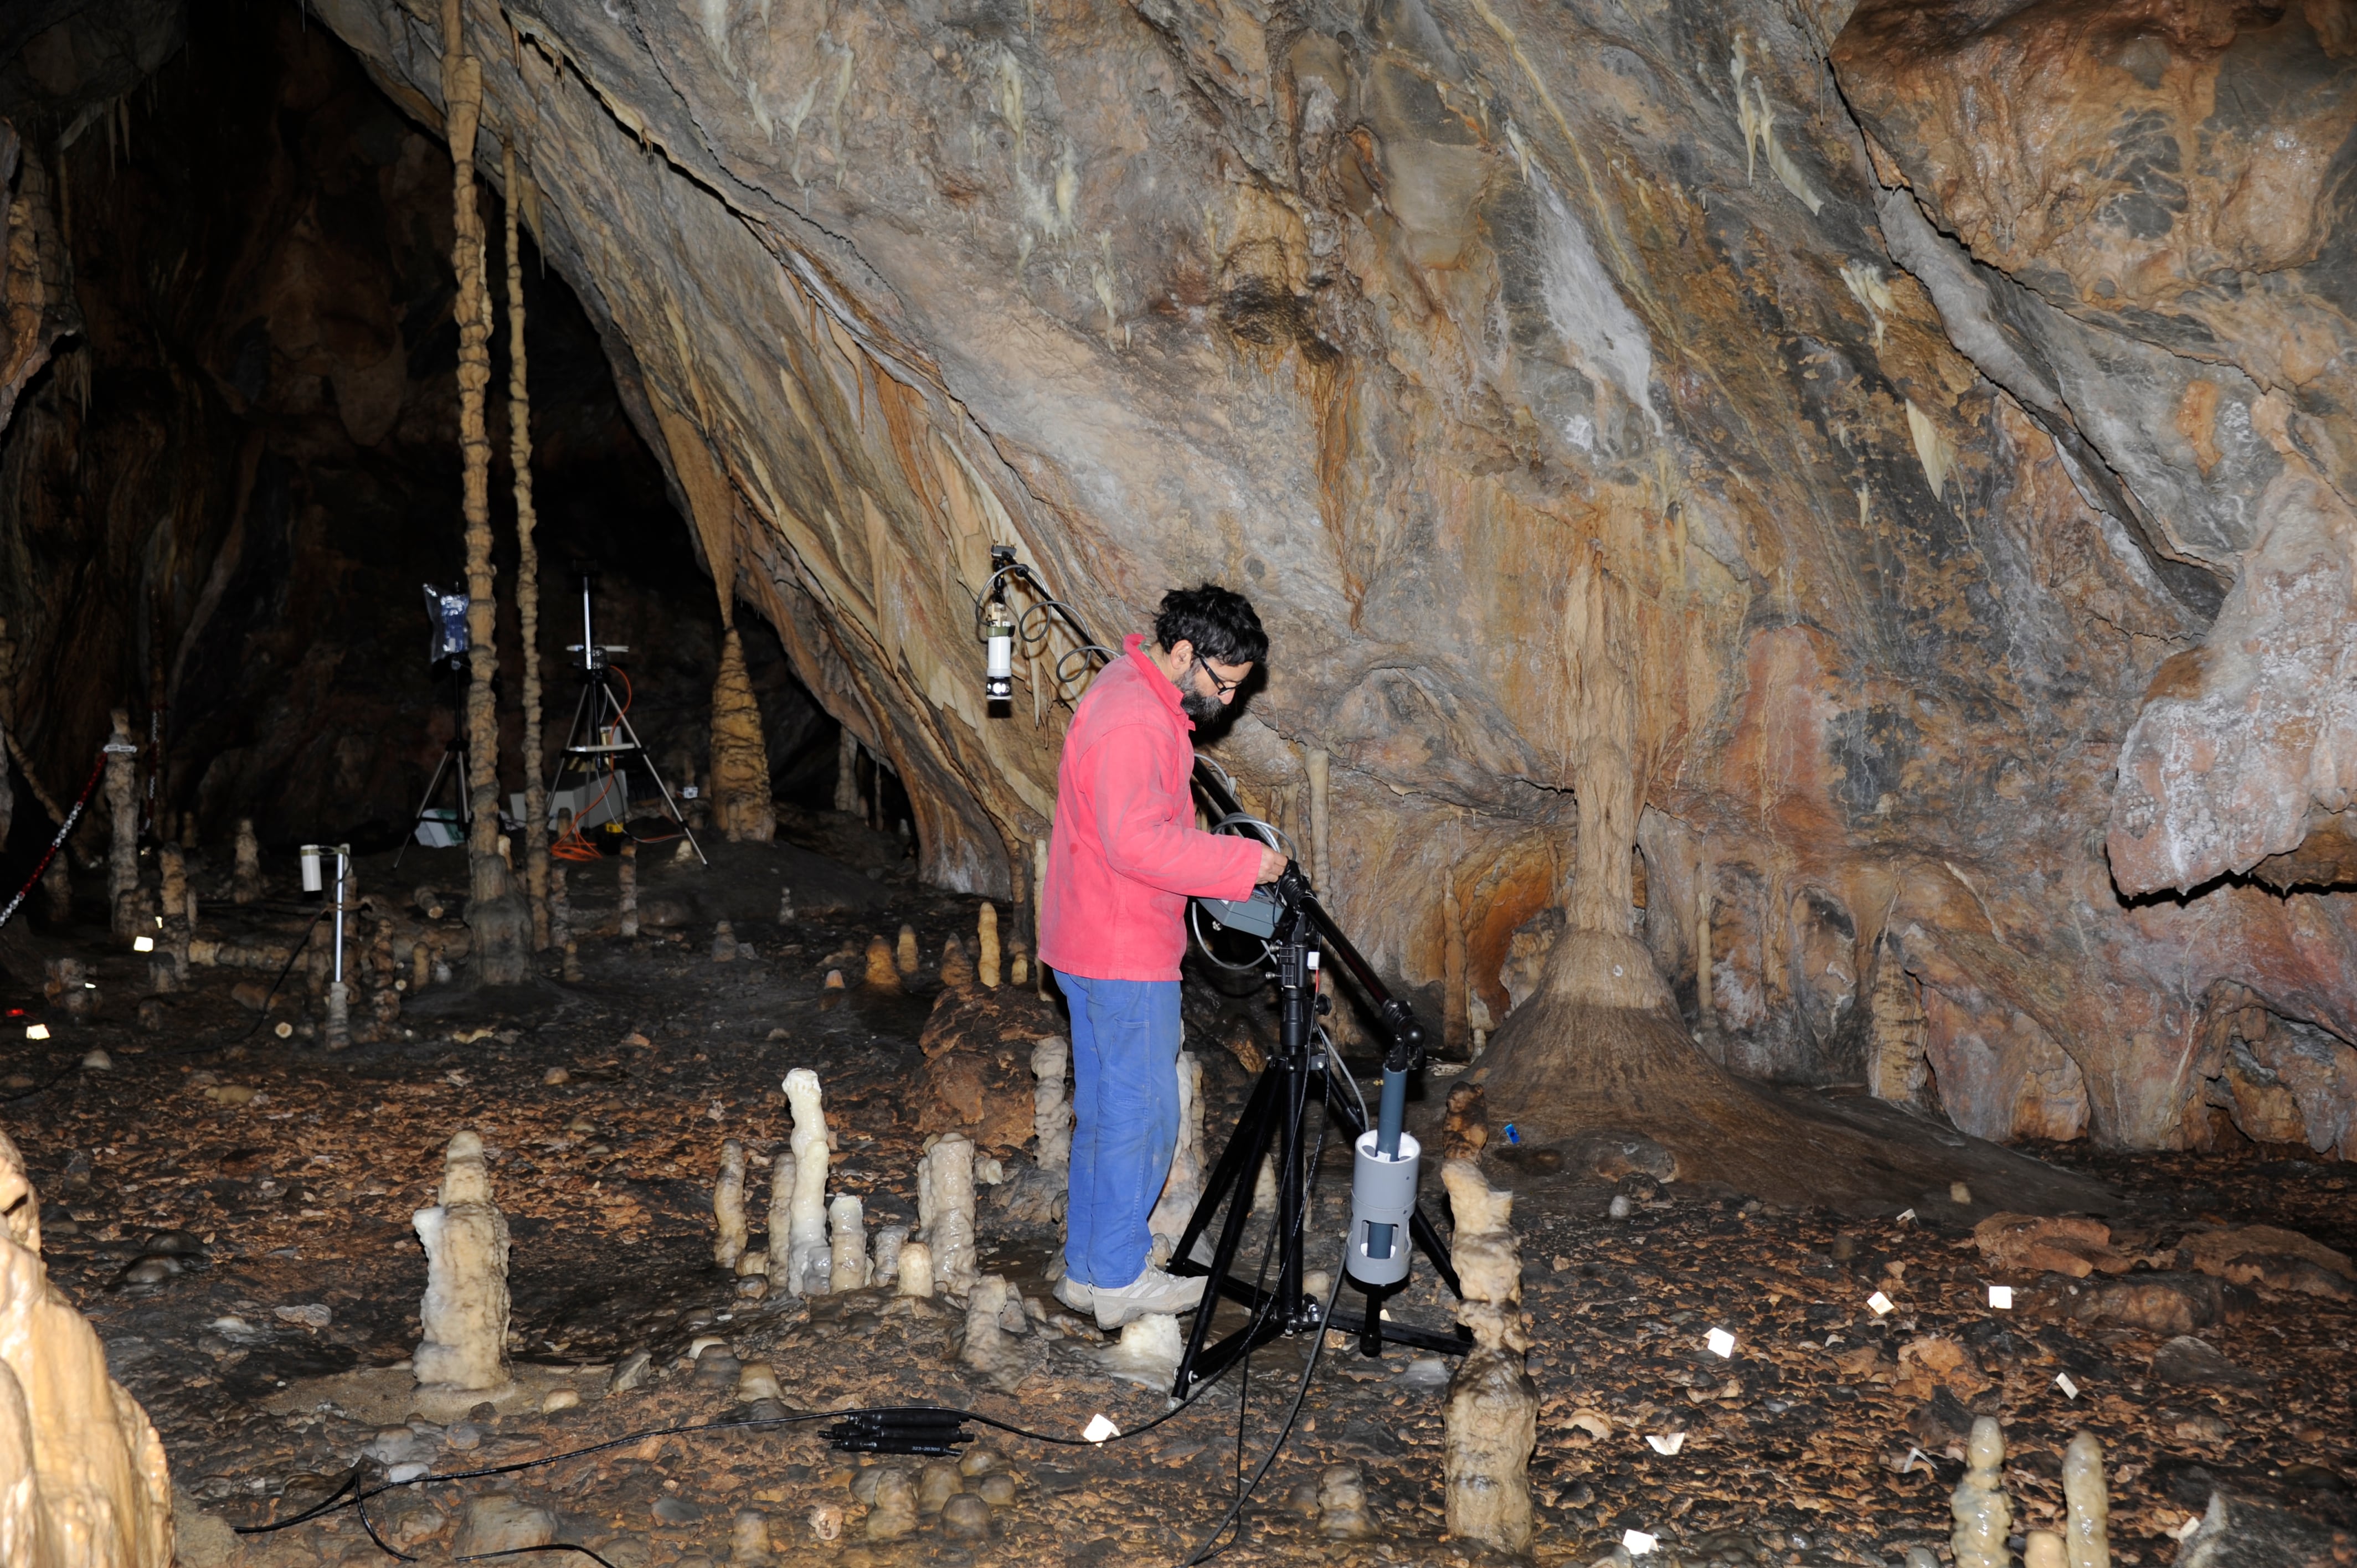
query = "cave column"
xmin=503 ymin=139 xmax=549 ymax=951
xmin=444 ymin=0 xmax=527 ymax=983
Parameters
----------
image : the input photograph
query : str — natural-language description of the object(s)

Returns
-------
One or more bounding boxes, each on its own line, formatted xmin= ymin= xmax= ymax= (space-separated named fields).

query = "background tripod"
xmin=554 ymin=572 xmax=706 ymax=865
xmin=394 ymin=659 xmax=469 ymax=868
xmin=1166 ymin=864 xmax=1468 ymax=1400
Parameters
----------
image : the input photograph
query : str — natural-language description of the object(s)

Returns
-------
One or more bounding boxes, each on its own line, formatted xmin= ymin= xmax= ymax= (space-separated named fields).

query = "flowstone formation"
xmin=0 ymin=1130 xmax=174 ymax=1568
xmin=267 ymin=0 xmax=2355 ymax=1173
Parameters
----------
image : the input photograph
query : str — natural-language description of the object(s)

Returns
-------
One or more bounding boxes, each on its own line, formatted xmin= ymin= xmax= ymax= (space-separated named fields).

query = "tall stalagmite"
xmin=444 ymin=0 xmax=527 ymax=983
xmin=503 ymin=138 xmax=550 ymax=952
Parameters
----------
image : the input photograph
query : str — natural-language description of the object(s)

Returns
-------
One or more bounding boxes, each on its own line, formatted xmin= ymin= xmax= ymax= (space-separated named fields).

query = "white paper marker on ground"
xmin=1623 ymin=1529 xmax=1660 ymax=1555
xmin=1645 ymin=1433 xmax=1686 ymax=1456
xmin=1706 ymin=1328 xmax=1736 ymax=1358
xmin=1866 ymin=1291 xmax=1895 ymax=1316
xmin=1082 ymin=1414 xmax=1119 ymax=1443
xmin=2055 ymin=1373 xmax=2080 ymax=1400
xmin=1989 ymin=1285 xmax=2014 ymax=1309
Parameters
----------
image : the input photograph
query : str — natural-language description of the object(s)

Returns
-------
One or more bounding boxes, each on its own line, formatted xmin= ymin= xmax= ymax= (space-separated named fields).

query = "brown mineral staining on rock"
xmin=1951 ymin=1417 xmax=2012 ymax=1568
xmin=1974 ymin=1213 xmax=2131 ymax=1278
xmin=862 ymin=937 xmax=899 ymax=992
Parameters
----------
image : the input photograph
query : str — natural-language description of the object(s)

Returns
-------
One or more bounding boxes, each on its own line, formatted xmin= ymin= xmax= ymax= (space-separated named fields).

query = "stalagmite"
xmin=231 ymin=818 xmax=260 ymax=902
xmin=0 ymin=1127 xmax=175 ymax=1568
xmin=2026 ymin=1534 xmax=2067 ymax=1568
xmin=922 ymin=1134 xmax=980 ymax=1295
xmin=828 ymin=1195 xmax=870 ymax=1291
xmin=713 ymin=1139 xmax=748 ymax=1268
xmin=784 ymin=1070 xmax=832 ymax=1294
xmin=1318 ymin=1466 xmax=1377 ymax=1540
xmin=864 ymin=1468 xmax=916 ymax=1541
xmin=778 ymin=885 xmax=794 ymax=923
xmin=441 ymin=0 xmax=529 ymax=986
xmin=1010 ymin=942 xmax=1030 ymax=987
xmin=896 ymin=1239 xmax=934 ymax=1298
xmin=872 ymin=1225 xmax=908 ymax=1286
xmin=502 ymin=138 xmax=551 ymax=953
xmin=711 ymin=631 xmax=776 ymax=843
xmin=1305 ymin=745 xmax=1331 ymax=891
xmin=976 ymin=903 xmax=1000 ymax=988
xmin=1031 ymin=1037 xmax=1072 ymax=1172
xmin=104 ymin=709 xmax=137 ymax=938
xmin=1951 ymin=1417 xmax=2013 ymax=1568
xmin=939 ymin=936 xmax=974 ymax=988
xmin=1146 ymin=1051 xmax=1203 ymax=1264
xmin=412 ymin=1129 xmax=512 ymax=1404
xmin=959 ymin=1275 xmax=1025 ymax=1386
xmin=2062 ymin=1430 xmax=2111 ymax=1568
xmin=1097 ymin=1313 xmax=1183 ymax=1388
xmin=765 ymin=1147 xmax=795 ymax=1271
xmin=1441 ymin=1159 xmax=1536 ymax=1555
xmin=713 ymin=921 xmax=739 ymax=961
xmin=728 ymin=1509 xmax=771 ymax=1566
xmin=42 ymin=853 xmax=70 ymax=924
xmin=896 ymin=924 xmax=919 ymax=976
xmin=863 ymin=935 xmax=898 ymax=991
xmin=618 ymin=841 xmax=637 ymax=937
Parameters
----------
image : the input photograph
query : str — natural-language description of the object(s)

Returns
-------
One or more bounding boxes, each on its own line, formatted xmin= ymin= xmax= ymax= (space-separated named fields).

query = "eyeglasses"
xmin=1192 ymin=659 xmax=1246 ymax=697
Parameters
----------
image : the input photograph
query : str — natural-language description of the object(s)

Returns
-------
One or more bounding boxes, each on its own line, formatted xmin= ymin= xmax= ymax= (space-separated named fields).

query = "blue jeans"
xmin=1058 ymin=973 xmax=1183 ymax=1288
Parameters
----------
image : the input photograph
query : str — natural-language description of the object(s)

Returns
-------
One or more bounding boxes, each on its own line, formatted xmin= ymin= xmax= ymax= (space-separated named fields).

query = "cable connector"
xmin=822 ymin=1407 xmax=975 ymax=1456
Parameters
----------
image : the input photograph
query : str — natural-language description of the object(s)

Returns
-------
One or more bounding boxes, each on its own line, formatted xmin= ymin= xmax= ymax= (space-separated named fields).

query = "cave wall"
xmin=0 ymin=5 xmax=833 ymax=860
xmin=8 ymin=0 xmax=2354 ymax=1155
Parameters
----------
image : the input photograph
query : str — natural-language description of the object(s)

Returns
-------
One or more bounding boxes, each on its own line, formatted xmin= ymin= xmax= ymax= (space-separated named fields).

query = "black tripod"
xmin=1166 ymin=865 xmax=1468 ymax=1401
xmin=394 ymin=659 xmax=470 ymax=868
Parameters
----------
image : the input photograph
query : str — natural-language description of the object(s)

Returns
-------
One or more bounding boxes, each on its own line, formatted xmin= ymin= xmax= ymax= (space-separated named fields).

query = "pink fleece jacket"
xmin=1037 ymin=635 xmax=1263 ymax=982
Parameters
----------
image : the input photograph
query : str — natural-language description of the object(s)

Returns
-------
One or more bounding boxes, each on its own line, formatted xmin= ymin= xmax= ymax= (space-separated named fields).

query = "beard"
xmin=1180 ymin=688 xmax=1227 ymax=724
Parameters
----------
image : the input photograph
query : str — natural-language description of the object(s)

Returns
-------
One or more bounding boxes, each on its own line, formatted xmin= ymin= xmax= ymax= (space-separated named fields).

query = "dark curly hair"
xmin=1155 ymin=584 xmax=1268 ymax=667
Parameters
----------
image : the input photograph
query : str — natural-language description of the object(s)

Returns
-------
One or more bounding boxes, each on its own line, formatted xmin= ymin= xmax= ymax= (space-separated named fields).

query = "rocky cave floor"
xmin=3 ymin=814 xmax=2354 ymax=1568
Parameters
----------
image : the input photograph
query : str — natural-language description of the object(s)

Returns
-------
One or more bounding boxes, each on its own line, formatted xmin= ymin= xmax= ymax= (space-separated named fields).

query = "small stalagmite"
xmin=896 ymin=924 xmax=920 ymax=976
xmin=1146 ymin=1052 xmax=1204 ymax=1265
xmin=863 ymin=936 xmax=900 ymax=991
xmin=1009 ymin=940 xmax=1030 ymax=988
xmin=784 ymin=1070 xmax=832 ymax=1294
xmin=1951 ymin=1417 xmax=2013 ymax=1568
xmin=1440 ymin=1159 xmax=1536 ymax=1555
xmin=766 ymin=1146 xmax=795 ymax=1268
xmin=922 ymin=1134 xmax=980 ymax=1295
xmin=42 ymin=855 xmax=70 ymax=924
xmin=712 ymin=921 xmax=739 ymax=962
xmin=1031 ymin=1036 xmax=1072 ymax=1173
xmin=0 ymin=1127 xmax=175 ymax=1568
xmin=413 ymin=1129 xmax=512 ymax=1402
xmin=1097 ymin=1313 xmax=1183 ymax=1388
xmin=713 ymin=1139 xmax=748 ymax=1269
xmin=896 ymin=1239 xmax=935 ymax=1298
xmin=959 ymin=1275 xmax=1026 ymax=1388
xmin=618 ymin=841 xmax=638 ymax=938
xmin=872 ymin=1225 xmax=909 ymax=1286
xmin=976 ymin=903 xmax=1001 ymax=988
xmin=104 ymin=709 xmax=139 ymax=938
xmin=939 ymin=936 xmax=975 ymax=989
xmin=2062 ymin=1430 xmax=2111 ymax=1568
xmin=232 ymin=817 xmax=261 ymax=902
xmin=828 ymin=1194 xmax=871 ymax=1292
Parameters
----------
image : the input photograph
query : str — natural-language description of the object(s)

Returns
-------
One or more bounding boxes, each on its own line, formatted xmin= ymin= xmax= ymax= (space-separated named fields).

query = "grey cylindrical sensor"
xmin=1346 ymin=1128 xmax=1421 ymax=1288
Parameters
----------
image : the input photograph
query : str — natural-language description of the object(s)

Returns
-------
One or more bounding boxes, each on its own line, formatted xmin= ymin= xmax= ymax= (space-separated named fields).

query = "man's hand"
xmin=1255 ymin=844 xmax=1289 ymax=885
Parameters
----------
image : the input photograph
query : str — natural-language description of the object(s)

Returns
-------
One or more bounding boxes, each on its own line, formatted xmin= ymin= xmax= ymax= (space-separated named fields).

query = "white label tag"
xmin=1867 ymin=1291 xmax=1895 ymax=1316
xmin=1083 ymin=1414 xmax=1119 ymax=1443
xmin=1644 ymin=1433 xmax=1686 ymax=1455
xmin=1988 ymin=1285 xmax=2014 ymax=1309
xmin=1706 ymin=1328 xmax=1736 ymax=1358
xmin=2055 ymin=1373 xmax=2080 ymax=1400
xmin=1896 ymin=1208 xmax=1916 ymax=1223
xmin=1623 ymin=1529 xmax=1659 ymax=1555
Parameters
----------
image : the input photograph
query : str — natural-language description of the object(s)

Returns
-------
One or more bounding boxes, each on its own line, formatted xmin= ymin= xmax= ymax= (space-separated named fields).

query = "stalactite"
xmin=503 ymin=139 xmax=550 ymax=953
xmin=444 ymin=0 xmax=527 ymax=984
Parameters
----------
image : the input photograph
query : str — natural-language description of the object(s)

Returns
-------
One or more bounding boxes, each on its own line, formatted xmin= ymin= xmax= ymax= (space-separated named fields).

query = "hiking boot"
xmin=1052 ymin=1275 xmax=1095 ymax=1313
xmin=1090 ymin=1265 xmax=1206 ymax=1329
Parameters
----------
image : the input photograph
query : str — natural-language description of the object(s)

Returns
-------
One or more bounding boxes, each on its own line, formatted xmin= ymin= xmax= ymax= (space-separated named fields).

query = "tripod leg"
xmin=395 ymin=745 xmax=459 ymax=869
xmin=1171 ymin=1085 xmax=1284 ymax=1399
xmin=1171 ymin=1065 xmax=1282 ymax=1274
xmin=610 ymin=704 xmax=707 ymax=865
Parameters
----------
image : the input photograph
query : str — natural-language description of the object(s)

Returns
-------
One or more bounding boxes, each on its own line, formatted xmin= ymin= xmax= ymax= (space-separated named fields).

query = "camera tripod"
xmin=394 ymin=660 xmax=470 ymax=869
xmin=1166 ymin=863 xmax=1468 ymax=1401
xmin=554 ymin=574 xmax=706 ymax=865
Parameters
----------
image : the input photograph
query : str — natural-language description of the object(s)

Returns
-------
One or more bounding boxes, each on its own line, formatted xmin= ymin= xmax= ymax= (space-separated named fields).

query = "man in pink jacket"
xmin=1038 ymin=585 xmax=1288 ymax=1328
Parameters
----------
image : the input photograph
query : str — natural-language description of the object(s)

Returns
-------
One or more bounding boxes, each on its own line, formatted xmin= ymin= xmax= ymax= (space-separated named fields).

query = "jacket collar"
xmin=1124 ymin=632 xmax=1194 ymax=732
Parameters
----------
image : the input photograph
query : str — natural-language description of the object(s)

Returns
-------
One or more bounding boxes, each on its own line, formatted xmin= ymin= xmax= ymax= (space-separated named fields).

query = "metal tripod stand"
xmin=554 ymin=575 xmax=706 ymax=865
xmin=1166 ymin=867 xmax=1467 ymax=1400
xmin=394 ymin=661 xmax=469 ymax=868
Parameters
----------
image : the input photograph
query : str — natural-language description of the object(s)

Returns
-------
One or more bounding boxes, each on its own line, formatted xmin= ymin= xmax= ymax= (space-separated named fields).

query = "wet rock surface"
xmin=1 ymin=829 xmax=2350 ymax=1565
